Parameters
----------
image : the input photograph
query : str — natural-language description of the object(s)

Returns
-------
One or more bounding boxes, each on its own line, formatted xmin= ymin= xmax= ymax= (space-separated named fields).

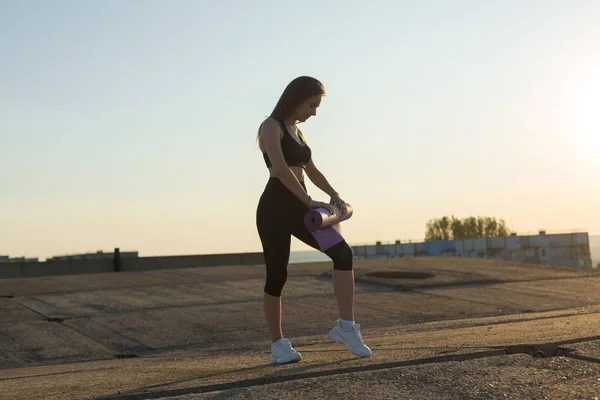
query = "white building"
xmin=352 ymin=231 xmax=592 ymax=268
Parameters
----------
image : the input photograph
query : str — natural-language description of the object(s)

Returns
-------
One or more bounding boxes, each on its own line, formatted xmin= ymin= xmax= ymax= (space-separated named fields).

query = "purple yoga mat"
xmin=304 ymin=204 xmax=353 ymax=251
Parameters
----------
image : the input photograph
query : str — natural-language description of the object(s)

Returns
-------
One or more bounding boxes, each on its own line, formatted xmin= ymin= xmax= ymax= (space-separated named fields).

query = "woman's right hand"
xmin=307 ymin=199 xmax=337 ymax=215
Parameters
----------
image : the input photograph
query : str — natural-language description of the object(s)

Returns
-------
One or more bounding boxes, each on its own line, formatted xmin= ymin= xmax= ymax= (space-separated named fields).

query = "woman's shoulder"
xmin=261 ymin=117 xmax=283 ymax=127
xmin=259 ymin=117 xmax=284 ymax=136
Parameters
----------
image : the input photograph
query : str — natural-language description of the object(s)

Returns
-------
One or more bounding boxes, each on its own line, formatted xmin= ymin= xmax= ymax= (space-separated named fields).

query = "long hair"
xmin=257 ymin=76 xmax=326 ymax=142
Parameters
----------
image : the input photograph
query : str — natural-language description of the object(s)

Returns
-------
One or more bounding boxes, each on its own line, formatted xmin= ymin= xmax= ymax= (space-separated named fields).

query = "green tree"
xmin=450 ymin=216 xmax=465 ymax=240
xmin=424 ymin=216 xmax=452 ymax=241
xmin=463 ymin=216 xmax=478 ymax=238
xmin=425 ymin=215 xmax=510 ymax=241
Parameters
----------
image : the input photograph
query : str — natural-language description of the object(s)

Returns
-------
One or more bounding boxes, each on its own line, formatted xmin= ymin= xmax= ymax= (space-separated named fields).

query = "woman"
xmin=256 ymin=76 xmax=371 ymax=364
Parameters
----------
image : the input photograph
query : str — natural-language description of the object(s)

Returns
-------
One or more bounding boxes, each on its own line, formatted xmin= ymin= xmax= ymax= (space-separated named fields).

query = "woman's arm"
xmin=304 ymin=159 xmax=338 ymax=197
xmin=305 ymin=159 xmax=349 ymax=214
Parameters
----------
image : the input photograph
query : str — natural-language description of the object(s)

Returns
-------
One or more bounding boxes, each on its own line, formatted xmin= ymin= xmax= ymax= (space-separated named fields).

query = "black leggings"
xmin=256 ymin=177 xmax=353 ymax=297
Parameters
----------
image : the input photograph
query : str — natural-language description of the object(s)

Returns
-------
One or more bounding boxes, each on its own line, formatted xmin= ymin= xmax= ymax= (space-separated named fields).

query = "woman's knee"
xmin=264 ymin=267 xmax=287 ymax=297
xmin=328 ymin=241 xmax=354 ymax=271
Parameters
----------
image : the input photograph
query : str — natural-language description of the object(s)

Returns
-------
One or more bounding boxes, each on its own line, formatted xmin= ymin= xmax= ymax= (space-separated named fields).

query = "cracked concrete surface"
xmin=1 ymin=257 xmax=599 ymax=399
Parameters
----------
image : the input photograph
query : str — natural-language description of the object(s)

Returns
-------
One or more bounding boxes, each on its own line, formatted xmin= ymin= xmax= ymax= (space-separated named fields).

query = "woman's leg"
xmin=263 ymin=293 xmax=283 ymax=343
xmin=260 ymin=232 xmax=291 ymax=343
xmin=291 ymin=224 xmax=370 ymax=356
xmin=328 ymin=243 xmax=355 ymax=322
xmin=290 ymin=222 xmax=356 ymax=322
xmin=323 ymin=242 xmax=356 ymax=322
xmin=256 ymin=180 xmax=293 ymax=343
xmin=333 ymin=271 xmax=355 ymax=321
xmin=257 ymin=221 xmax=291 ymax=343
xmin=256 ymin=180 xmax=304 ymax=364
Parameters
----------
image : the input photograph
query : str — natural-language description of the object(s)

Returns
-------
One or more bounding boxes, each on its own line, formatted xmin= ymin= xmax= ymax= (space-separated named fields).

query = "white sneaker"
xmin=329 ymin=320 xmax=372 ymax=357
xmin=270 ymin=338 xmax=302 ymax=364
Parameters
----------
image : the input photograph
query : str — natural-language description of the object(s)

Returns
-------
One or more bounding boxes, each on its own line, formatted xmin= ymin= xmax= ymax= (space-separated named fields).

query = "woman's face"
xmin=293 ymin=94 xmax=322 ymax=123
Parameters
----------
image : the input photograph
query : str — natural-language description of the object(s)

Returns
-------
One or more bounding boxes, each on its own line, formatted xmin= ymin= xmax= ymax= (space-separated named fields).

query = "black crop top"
xmin=263 ymin=120 xmax=312 ymax=168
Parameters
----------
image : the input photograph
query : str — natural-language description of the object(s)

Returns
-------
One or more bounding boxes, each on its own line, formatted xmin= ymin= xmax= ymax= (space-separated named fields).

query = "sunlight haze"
xmin=1 ymin=0 xmax=599 ymax=260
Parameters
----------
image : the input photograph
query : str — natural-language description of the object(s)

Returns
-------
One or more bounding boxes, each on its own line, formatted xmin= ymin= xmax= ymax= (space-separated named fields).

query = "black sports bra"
xmin=262 ymin=120 xmax=312 ymax=168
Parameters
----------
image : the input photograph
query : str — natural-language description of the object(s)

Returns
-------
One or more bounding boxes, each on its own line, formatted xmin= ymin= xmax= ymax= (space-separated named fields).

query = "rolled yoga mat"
xmin=304 ymin=204 xmax=353 ymax=251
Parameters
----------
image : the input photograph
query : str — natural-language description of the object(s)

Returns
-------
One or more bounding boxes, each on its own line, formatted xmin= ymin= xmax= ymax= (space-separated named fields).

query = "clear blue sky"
xmin=1 ymin=0 xmax=599 ymax=260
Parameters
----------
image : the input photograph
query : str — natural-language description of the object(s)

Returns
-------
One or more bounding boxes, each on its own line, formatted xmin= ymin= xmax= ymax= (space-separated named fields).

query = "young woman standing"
xmin=256 ymin=76 xmax=371 ymax=364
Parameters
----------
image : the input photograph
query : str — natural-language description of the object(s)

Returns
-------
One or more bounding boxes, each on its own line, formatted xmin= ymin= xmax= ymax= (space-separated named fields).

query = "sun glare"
xmin=570 ymin=71 xmax=600 ymax=150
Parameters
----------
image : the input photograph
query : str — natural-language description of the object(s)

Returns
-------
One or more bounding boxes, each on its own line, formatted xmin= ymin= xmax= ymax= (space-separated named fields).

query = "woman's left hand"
xmin=330 ymin=193 xmax=348 ymax=215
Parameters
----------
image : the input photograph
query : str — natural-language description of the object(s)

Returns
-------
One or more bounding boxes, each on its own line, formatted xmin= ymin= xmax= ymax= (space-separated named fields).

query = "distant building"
xmin=46 ymin=250 xmax=138 ymax=262
xmin=352 ymin=231 xmax=592 ymax=269
xmin=0 ymin=255 xmax=39 ymax=263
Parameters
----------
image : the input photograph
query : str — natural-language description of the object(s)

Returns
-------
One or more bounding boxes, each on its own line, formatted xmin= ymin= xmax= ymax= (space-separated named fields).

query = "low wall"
xmin=0 ymin=252 xmax=265 ymax=280
xmin=120 ymin=253 xmax=265 ymax=272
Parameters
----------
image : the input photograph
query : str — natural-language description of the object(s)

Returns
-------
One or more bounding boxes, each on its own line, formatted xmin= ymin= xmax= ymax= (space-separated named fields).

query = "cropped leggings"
xmin=256 ymin=178 xmax=353 ymax=297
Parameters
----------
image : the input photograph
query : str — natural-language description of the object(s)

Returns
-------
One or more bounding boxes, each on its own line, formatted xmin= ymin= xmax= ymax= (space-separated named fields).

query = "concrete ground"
xmin=1 ymin=257 xmax=600 ymax=399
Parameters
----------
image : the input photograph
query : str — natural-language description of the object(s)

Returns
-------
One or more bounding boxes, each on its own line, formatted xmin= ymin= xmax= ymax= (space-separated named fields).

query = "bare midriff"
xmin=267 ymin=166 xmax=304 ymax=183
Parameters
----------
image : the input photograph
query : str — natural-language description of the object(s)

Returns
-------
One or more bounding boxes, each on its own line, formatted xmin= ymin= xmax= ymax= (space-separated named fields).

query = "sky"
xmin=1 ymin=0 xmax=599 ymax=260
